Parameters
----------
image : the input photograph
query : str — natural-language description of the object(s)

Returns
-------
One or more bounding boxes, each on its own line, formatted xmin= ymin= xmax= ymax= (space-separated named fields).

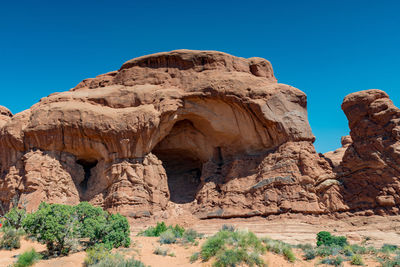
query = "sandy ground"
xmin=1 ymin=215 xmax=400 ymax=266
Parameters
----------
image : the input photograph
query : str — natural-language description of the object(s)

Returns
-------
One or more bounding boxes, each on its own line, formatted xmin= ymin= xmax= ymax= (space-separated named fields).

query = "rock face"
xmin=333 ymin=90 xmax=400 ymax=214
xmin=0 ymin=50 xmax=398 ymax=218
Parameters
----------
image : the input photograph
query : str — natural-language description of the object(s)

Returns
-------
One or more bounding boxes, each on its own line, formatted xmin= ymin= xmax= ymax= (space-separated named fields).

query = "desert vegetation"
xmin=84 ymin=244 xmax=146 ymax=267
xmin=191 ymin=225 xmax=267 ymax=267
xmin=0 ymin=201 xmax=141 ymax=266
xmin=292 ymin=231 xmax=400 ymax=266
xmin=2 ymin=212 xmax=400 ymax=266
xmin=139 ymin=221 xmax=202 ymax=246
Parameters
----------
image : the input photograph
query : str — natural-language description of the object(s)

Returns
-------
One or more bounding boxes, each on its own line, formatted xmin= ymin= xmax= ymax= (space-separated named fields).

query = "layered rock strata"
xmin=0 ymin=50 xmax=398 ymax=218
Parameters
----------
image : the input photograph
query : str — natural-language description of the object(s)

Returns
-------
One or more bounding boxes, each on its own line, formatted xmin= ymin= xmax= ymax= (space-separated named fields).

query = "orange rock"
xmin=1 ymin=51 xmax=398 ymax=219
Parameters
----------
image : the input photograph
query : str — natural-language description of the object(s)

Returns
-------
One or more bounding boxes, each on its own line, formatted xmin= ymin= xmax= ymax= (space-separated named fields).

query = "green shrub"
xmin=159 ymin=229 xmax=176 ymax=244
xmin=3 ymin=207 xmax=27 ymax=230
xmin=153 ymin=246 xmax=170 ymax=256
xmin=181 ymin=229 xmax=202 ymax=245
xmin=350 ymin=244 xmax=367 ymax=255
xmin=23 ymin=202 xmax=78 ymax=255
xmin=92 ymin=255 xmax=146 ymax=267
xmin=303 ymin=248 xmax=316 ymax=260
xmin=138 ymin=222 xmax=185 ymax=239
xmin=22 ymin=202 xmax=130 ymax=255
xmin=84 ymin=244 xmax=111 ymax=266
xmin=295 ymin=243 xmax=313 ymax=251
xmin=190 ymin=252 xmax=199 ymax=263
xmin=319 ymin=255 xmax=344 ymax=266
xmin=74 ymin=202 xmax=130 ymax=249
xmin=171 ymin=224 xmax=185 ymax=238
xmin=0 ymin=227 xmax=22 ymax=250
xmin=315 ymin=245 xmax=342 ymax=257
xmin=379 ymin=253 xmax=400 ymax=267
xmin=380 ymin=244 xmax=398 ymax=253
xmin=316 ymin=231 xmax=348 ymax=247
xmin=13 ymin=248 xmax=42 ymax=267
xmin=85 ymin=245 xmax=146 ymax=267
xmin=350 ymin=254 xmax=364 ymax=265
xmin=201 ymin=231 xmax=229 ymax=261
xmin=283 ymin=246 xmax=296 ymax=263
xmin=220 ymin=224 xmax=235 ymax=232
xmin=138 ymin=222 xmax=168 ymax=237
xmin=101 ymin=213 xmax=131 ymax=249
xmin=200 ymin=229 xmax=265 ymax=266
xmin=75 ymin=202 xmax=107 ymax=245
xmin=262 ymin=237 xmax=296 ymax=262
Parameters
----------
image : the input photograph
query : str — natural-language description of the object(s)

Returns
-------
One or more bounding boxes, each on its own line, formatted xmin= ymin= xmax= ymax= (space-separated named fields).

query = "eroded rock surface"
xmin=335 ymin=90 xmax=400 ymax=214
xmin=0 ymin=50 xmax=398 ymax=218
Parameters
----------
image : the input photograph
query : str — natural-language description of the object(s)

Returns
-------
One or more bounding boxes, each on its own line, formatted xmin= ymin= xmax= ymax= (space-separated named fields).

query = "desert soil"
xmin=2 ymin=215 xmax=400 ymax=266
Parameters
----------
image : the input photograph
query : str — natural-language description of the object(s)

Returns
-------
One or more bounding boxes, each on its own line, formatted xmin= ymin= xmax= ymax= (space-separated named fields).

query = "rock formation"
xmin=0 ymin=50 xmax=399 ymax=219
xmin=324 ymin=90 xmax=400 ymax=215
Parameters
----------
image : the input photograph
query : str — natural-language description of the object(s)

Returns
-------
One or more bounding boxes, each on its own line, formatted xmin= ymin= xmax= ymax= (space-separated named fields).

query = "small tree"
xmin=2 ymin=207 xmax=27 ymax=230
xmin=23 ymin=202 xmax=78 ymax=255
xmin=316 ymin=231 xmax=348 ymax=247
xmin=0 ymin=193 xmax=27 ymax=230
xmin=22 ymin=202 xmax=131 ymax=255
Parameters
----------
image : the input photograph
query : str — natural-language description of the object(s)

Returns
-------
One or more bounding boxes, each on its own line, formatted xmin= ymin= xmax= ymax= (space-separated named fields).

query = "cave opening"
xmin=76 ymin=159 xmax=98 ymax=192
xmin=152 ymin=119 xmax=206 ymax=204
xmin=154 ymin=149 xmax=202 ymax=204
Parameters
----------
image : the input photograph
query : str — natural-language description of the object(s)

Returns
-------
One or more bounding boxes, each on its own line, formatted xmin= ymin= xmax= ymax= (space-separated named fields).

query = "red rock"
xmin=1 ymin=51 xmax=399 ymax=219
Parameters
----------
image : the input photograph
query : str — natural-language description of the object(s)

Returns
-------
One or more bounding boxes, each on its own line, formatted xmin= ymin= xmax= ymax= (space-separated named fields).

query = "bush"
xmin=381 ymin=244 xmax=398 ymax=253
xmin=303 ymin=248 xmax=316 ymax=260
xmin=262 ymin=237 xmax=296 ymax=262
xmin=190 ymin=252 xmax=199 ymax=263
xmin=74 ymin=202 xmax=130 ymax=249
xmin=0 ymin=227 xmax=22 ymax=250
xmin=350 ymin=254 xmax=364 ymax=265
xmin=159 ymin=229 xmax=176 ymax=244
xmin=200 ymin=229 xmax=265 ymax=266
xmin=23 ymin=202 xmax=131 ymax=255
xmin=13 ymin=248 xmax=42 ymax=267
xmin=315 ymin=245 xmax=342 ymax=257
xmin=138 ymin=222 xmax=184 ymax=238
xmin=221 ymin=224 xmax=235 ymax=232
xmin=23 ymin=202 xmax=78 ymax=255
xmin=101 ymin=213 xmax=131 ymax=249
xmin=153 ymin=246 xmax=171 ymax=256
xmin=84 ymin=244 xmax=111 ymax=266
xmin=319 ymin=255 xmax=344 ymax=266
xmin=85 ymin=245 xmax=146 ymax=267
xmin=295 ymin=243 xmax=313 ymax=250
xmin=181 ymin=229 xmax=202 ymax=245
xmin=3 ymin=207 xmax=27 ymax=229
xmin=379 ymin=253 xmax=400 ymax=267
xmin=350 ymin=244 xmax=367 ymax=255
xmin=283 ymin=246 xmax=296 ymax=263
xmin=316 ymin=231 xmax=348 ymax=247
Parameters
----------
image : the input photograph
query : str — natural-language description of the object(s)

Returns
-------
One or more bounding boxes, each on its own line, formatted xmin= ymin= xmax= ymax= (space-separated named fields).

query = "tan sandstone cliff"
xmin=0 ymin=50 xmax=398 ymax=219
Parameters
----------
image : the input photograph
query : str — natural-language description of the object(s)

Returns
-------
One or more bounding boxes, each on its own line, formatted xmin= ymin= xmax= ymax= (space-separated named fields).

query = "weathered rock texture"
xmin=324 ymin=89 xmax=400 ymax=215
xmin=0 ymin=50 xmax=398 ymax=218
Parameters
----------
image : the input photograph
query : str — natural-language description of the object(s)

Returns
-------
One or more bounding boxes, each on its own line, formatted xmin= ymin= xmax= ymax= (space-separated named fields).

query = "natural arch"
xmin=152 ymin=119 xmax=208 ymax=204
xmin=154 ymin=149 xmax=202 ymax=203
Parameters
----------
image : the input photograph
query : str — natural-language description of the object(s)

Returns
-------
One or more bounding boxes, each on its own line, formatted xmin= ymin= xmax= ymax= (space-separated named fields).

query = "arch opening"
xmin=76 ymin=159 xmax=98 ymax=192
xmin=152 ymin=119 xmax=207 ymax=204
xmin=154 ymin=149 xmax=202 ymax=204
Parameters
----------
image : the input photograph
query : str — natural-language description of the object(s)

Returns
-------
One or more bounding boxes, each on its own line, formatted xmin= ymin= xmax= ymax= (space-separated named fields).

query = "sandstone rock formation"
xmin=0 ymin=50 xmax=398 ymax=219
xmin=0 ymin=106 xmax=12 ymax=128
xmin=327 ymin=90 xmax=400 ymax=215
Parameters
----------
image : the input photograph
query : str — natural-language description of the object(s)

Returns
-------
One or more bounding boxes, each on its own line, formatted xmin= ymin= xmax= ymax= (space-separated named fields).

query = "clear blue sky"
xmin=1 ymin=0 xmax=399 ymax=153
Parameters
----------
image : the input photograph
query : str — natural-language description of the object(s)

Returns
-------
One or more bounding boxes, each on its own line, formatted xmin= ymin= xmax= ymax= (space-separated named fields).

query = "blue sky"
xmin=1 ymin=0 xmax=399 ymax=153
